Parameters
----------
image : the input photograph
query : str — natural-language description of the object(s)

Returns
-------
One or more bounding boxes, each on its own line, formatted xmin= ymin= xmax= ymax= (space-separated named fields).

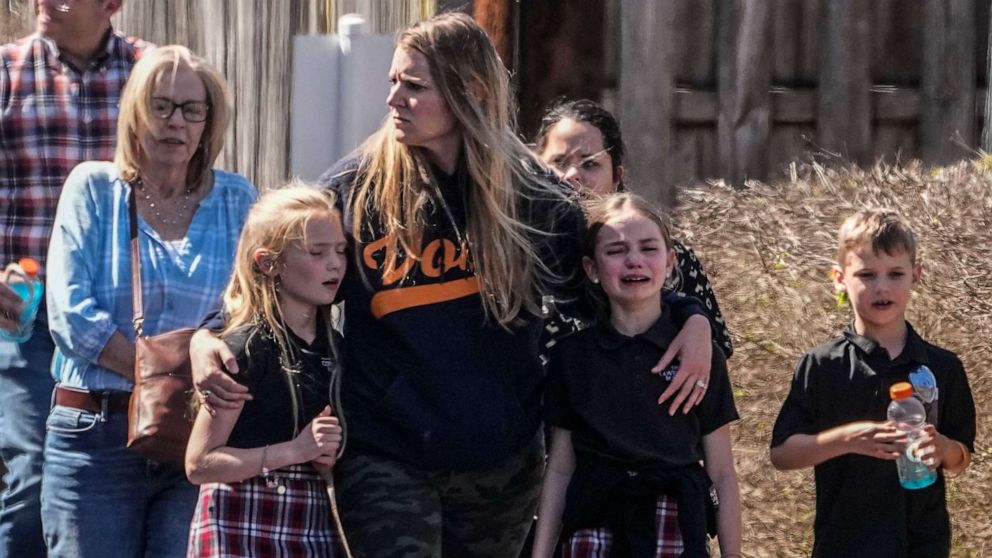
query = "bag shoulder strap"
xmin=128 ymin=185 xmax=145 ymax=337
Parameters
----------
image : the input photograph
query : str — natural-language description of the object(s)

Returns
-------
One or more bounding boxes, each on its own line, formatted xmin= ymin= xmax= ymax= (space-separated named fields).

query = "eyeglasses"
xmin=150 ymin=97 xmax=210 ymax=123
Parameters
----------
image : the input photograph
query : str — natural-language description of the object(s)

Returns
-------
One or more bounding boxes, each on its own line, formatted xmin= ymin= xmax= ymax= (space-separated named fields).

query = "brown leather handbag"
xmin=125 ymin=186 xmax=196 ymax=467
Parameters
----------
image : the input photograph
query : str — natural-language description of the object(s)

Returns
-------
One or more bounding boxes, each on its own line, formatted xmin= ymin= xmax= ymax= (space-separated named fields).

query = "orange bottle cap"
xmin=18 ymin=258 xmax=40 ymax=277
xmin=889 ymin=382 xmax=914 ymax=400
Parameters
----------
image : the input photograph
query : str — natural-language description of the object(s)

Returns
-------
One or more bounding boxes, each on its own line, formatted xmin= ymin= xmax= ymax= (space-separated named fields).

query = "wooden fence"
xmin=508 ymin=1 xmax=991 ymax=204
xmin=615 ymin=0 xmax=991 ymax=202
xmin=5 ymin=1 xmax=992 ymax=202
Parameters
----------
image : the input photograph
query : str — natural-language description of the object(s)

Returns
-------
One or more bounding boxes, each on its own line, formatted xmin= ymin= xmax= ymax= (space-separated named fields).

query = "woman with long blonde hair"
xmin=192 ymin=13 xmax=713 ymax=557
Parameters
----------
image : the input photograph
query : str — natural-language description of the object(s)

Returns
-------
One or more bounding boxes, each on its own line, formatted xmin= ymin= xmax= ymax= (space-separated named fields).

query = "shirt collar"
xmin=36 ymin=26 xmax=118 ymax=72
xmin=842 ymin=321 xmax=930 ymax=366
xmin=594 ymin=305 xmax=679 ymax=352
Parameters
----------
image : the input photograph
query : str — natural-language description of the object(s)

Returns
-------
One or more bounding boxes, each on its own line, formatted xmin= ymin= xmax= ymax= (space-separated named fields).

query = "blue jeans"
xmin=0 ymin=307 xmax=55 ymax=558
xmin=41 ymin=406 xmax=197 ymax=558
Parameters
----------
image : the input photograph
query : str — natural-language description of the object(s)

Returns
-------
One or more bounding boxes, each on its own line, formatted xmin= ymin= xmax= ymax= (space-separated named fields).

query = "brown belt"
xmin=54 ymin=386 xmax=131 ymax=415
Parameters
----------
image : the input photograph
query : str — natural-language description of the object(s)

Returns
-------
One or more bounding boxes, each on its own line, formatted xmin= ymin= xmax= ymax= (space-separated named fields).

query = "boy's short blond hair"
xmin=837 ymin=209 xmax=917 ymax=266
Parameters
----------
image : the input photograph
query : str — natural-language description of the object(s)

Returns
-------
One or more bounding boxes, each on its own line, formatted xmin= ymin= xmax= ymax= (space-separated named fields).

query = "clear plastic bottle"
xmin=887 ymin=381 xmax=937 ymax=490
xmin=0 ymin=258 xmax=44 ymax=344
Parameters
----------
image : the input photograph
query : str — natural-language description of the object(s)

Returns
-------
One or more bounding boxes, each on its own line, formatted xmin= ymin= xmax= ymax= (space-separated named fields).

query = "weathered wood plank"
xmin=675 ymin=89 xmax=718 ymax=124
xmin=673 ymin=0 xmax=715 ymax=87
xmin=768 ymin=123 xmax=814 ymax=176
xmin=873 ymin=86 xmax=920 ymax=122
xmin=670 ymin=125 xmax=718 ymax=187
xmin=872 ymin=0 xmax=922 ymax=86
xmin=674 ymin=87 xmax=945 ymax=125
xmin=921 ymin=0 xmax=976 ymax=164
xmin=619 ymin=1 xmax=676 ymax=204
xmin=716 ymin=0 xmax=773 ymax=185
xmin=771 ymin=87 xmax=816 ymax=123
xmin=770 ymin=0 xmax=798 ymax=85
xmin=977 ymin=0 xmax=990 ymax=86
xmin=771 ymin=0 xmax=819 ymax=86
xmin=817 ymin=0 xmax=873 ymax=164
xmin=874 ymin=123 xmax=919 ymax=163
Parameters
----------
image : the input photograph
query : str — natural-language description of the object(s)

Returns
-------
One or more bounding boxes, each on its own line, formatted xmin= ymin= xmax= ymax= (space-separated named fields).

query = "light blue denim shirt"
xmin=46 ymin=161 xmax=256 ymax=391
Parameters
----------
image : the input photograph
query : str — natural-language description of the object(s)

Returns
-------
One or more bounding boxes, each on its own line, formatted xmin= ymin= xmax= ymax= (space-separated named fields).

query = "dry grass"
xmin=675 ymin=158 xmax=992 ymax=557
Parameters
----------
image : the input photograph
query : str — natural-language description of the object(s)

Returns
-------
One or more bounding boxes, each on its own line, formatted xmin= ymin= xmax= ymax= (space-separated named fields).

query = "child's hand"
xmin=293 ymin=406 xmax=342 ymax=464
xmin=842 ymin=421 xmax=906 ymax=460
xmin=915 ymin=424 xmax=944 ymax=470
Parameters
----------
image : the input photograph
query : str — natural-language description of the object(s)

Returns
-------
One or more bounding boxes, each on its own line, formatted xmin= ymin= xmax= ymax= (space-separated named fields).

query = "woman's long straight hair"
xmin=351 ymin=12 xmax=569 ymax=327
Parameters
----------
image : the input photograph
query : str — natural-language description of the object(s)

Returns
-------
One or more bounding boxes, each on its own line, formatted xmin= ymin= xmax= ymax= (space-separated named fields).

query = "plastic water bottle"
xmin=887 ymin=381 xmax=937 ymax=490
xmin=0 ymin=258 xmax=44 ymax=343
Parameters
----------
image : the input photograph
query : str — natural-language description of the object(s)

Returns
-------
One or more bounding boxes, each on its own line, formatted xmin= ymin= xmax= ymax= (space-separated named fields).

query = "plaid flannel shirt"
xmin=0 ymin=29 xmax=148 ymax=272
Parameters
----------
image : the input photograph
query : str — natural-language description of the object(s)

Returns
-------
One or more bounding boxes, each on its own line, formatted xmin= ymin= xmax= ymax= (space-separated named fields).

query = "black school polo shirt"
xmin=771 ymin=323 xmax=976 ymax=558
xmin=545 ymin=306 xmax=738 ymax=468
xmin=223 ymin=318 xmax=340 ymax=449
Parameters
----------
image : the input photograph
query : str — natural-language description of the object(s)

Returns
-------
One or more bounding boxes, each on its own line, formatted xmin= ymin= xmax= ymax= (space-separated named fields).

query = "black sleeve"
xmin=697 ymin=344 xmax=738 ymax=435
xmin=533 ymin=186 xmax=587 ymax=319
xmin=937 ymin=356 xmax=977 ymax=453
xmin=664 ymin=291 xmax=707 ymax=327
xmin=671 ymin=240 xmax=733 ymax=358
xmin=198 ymin=305 xmax=227 ymax=331
xmin=544 ymin=342 xmax=580 ymax=430
xmin=770 ymin=353 xmax=819 ymax=448
xmin=317 ymin=153 xmax=360 ymax=213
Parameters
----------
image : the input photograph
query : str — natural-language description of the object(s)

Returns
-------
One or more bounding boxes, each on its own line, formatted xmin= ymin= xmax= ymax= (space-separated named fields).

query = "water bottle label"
xmin=909 ymin=365 xmax=938 ymax=404
xmin=908 ymin=365 xmax=939 ymax=426
xmin=905 ymin=438 xmax=924 ymax=464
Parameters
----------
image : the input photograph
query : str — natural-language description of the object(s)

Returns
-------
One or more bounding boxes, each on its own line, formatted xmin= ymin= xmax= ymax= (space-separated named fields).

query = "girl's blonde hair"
xmin=221 ymin=184 xmax=345 ymax=450
xmin=351 ymin=12 xmax=567 ymax=327
xmin=115 ymin=45 xmax=232 ymax=187
xmin=583 ymin=193 xmax=673 ymax=317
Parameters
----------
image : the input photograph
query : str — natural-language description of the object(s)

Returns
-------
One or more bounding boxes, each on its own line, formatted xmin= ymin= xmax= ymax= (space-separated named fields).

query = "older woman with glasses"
xmin=42 ymin=45 xmax=256 ymax=558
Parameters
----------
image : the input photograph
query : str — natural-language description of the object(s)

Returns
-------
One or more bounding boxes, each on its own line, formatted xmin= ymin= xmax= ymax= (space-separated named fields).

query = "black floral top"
xmin=670 ymin=240 xmax=732 ymax=358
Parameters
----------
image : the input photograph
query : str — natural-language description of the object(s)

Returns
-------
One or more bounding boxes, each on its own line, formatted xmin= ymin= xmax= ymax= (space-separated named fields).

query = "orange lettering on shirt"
xmin=370 ymin=277 xmax=480 ymax=319
xmin=363 ymin=235 xmax=416 ymax=287
xmin=421 ymin=239 xmax=470 ymax=278
xmin=362 ymin=234 xmax=477 ymax=317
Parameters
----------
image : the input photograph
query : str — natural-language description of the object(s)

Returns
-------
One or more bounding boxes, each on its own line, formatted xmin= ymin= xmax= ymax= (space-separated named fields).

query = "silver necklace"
xmin=135 ymin=176 xmax=195 ymax=226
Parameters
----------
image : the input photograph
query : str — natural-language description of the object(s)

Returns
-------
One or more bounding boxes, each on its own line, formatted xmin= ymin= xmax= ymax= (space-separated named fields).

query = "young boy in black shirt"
xmin=770 ymin=209 xmax=975 ymax=558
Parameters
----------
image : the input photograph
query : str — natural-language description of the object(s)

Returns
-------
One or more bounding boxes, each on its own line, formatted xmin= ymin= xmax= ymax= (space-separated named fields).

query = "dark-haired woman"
xmin=535 ymin=99 xmax=733 ymax=359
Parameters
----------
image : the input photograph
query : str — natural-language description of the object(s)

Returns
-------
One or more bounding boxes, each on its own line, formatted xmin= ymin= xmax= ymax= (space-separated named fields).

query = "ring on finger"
xmin=695 ymin=379 xmax=707 ymax=389
xmin=201 ymin=389 xmax=213 ymax=398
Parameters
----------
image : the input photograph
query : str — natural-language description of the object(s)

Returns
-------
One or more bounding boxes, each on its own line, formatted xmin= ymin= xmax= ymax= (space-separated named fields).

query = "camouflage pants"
xmin=333 ymin=435 xmax=544 ymax=558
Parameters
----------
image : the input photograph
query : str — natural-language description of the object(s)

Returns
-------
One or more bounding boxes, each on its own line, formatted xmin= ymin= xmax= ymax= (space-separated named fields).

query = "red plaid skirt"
xmin=561 ymin=495 xmax=687 ymax=558
xmin=187 ymin=464 xmax=345 ymax=557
